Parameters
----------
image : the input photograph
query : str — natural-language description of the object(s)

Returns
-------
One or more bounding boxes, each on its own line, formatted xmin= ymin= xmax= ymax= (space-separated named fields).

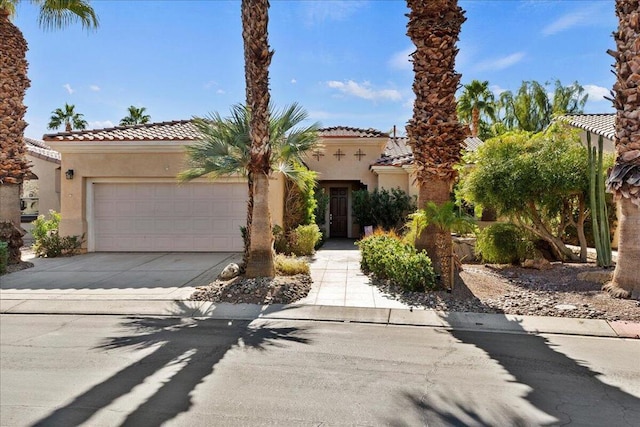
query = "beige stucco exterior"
xmin=48 ymin=141 xmax=285 ymax=250
xmin=47 ymin=131 xmax=418 ymax=250
xmin=23 ymin=154 xmax=61 ymax=217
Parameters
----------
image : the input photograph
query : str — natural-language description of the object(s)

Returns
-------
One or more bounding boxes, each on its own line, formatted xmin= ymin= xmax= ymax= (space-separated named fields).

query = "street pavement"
xmin=1 ymin=314 xmax=639 ymax=426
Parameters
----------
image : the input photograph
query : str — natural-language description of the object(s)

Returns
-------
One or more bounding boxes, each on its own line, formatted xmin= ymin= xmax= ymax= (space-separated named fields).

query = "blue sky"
xmin=13 ymin=0 xmax=617 ymax=140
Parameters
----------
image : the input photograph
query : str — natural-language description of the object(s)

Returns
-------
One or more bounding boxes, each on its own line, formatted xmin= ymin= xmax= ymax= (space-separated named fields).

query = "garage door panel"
xmin=93 ymin=183 xmax=246 ymax=252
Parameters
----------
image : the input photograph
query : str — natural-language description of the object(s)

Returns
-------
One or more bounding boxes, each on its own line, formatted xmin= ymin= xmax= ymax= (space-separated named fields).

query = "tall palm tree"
xmin=48 ymin=103 xmax=88 ymax=132
xmin=604 ymin=0 xmax=640 ymax=299
xmin=405 ymin=0 xmax=468 ymax=289
xmin=120 ymin=105 xmax=151 ymax=126
xmin=180 ymin=103 xmax=319 ymax=266
xmin=241 ymin=0 xmax=274 ymax=278
xmin=0 ymin=0 xmax=98 ymax=264
xmin=457 ymin=80 xmax=495 ymax=138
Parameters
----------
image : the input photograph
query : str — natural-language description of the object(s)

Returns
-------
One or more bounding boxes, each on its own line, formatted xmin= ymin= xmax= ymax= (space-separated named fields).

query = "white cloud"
xmin=291 ymin=78 xmax=297 ymax=84
xmin=388 ymin=47 xmax=413 ymax=70
xmin=89 ymin=85 xmax=100 ymax=92
xmin=89 ymin=120 xmax=114 ymax=129
xmin=216 ymin=89 xmax=225 ymax=94
xmin=542 ymin=4 xmax=605 ymax=36
xmin=583 ymin=84 xmax=610 ymax=102
xmin=63 ymin=83 xmax=75 ymax=94
xmin=204 ymin=80 xmax=217 ymax=90
xmin=327 ymin=80 xmax=402 ymax=101
xmin=475 ymin=52 xmax=525 ymax=72
xmin=490 ymin=84 xmax=508 ymax=96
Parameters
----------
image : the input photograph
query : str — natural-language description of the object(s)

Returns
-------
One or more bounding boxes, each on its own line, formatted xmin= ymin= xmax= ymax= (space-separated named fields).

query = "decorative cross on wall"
xmin=354 ymin=149 xmax=366 ymax=161
xmin=333 ymin=149 xmax=345 ymax=161
xmin=312 ymin=149 xmax=325 ymax=161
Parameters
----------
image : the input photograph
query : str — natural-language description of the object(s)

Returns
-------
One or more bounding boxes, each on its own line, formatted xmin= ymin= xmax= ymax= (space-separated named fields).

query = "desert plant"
xmin=31 ymin=210 xmax=83 ymax=258
xmin=352 ymin=188 xmax=416 ymax=232
xmin=289 ymin=224 xmax=322 ymax=256
xmin=0 ymin=241 xmax=8 ymax=274
xmin=275 ymin=254 xmax=310 ymax=276
xmin=475 ymin=223 xmax=534 ymax=264
xmin=587 ymin=132 xmax=613 ymax=267
xmin=272 ymin=225 xmax=289 ymax=254
xmin=357 ymin=232 xmax=436 ymax=291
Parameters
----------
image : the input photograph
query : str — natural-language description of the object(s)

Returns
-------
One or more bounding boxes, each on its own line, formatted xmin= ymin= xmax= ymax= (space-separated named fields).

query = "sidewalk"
xmin=1 ymin=242 xmax=638 ymax=339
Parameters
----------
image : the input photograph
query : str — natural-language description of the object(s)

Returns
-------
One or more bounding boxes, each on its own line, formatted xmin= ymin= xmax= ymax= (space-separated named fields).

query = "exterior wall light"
xmin=65 ymin=169 xmax=74 ymax=180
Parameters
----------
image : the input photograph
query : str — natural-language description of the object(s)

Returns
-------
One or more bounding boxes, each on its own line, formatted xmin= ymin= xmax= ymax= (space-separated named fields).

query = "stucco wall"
xmin=376 ymin=169 xmax=409 ymax=193
xmin=53 ymin=147 xmax=284 ymax=246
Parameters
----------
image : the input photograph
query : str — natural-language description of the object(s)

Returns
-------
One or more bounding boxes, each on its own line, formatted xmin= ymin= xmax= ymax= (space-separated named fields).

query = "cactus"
xmin=587 ymin=132 xmax=613 ymax=267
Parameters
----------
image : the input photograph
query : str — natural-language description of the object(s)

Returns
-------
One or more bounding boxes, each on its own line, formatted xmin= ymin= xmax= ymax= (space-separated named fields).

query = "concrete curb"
xmin=2 ymin=298 xmax=638 ymax=339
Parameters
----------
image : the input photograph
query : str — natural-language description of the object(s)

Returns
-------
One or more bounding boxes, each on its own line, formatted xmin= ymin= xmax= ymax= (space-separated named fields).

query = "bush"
xmin=272 ymin=225 xmax=289 ymax=254
xmin=275 ymin=254 xmax=310 ymax=276
xmin=475 ymin=223 xmax=534 ymax=264
xmin=31 ymin=210 xmax=83 ymax=258
xmin=0 ymin=241 xmax=8 ymax=274
xmin=352 ymin=188 xmax=416 ymax=233
xmin=289 ymin=224 xmax=322 ymax=256
xmin=357 ymin=233 xmax=436 ymax=291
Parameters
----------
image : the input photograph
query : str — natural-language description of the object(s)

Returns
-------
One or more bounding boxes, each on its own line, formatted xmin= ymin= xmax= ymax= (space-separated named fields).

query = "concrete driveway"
xmin=0 ymin=252 xmax=242 ymax=300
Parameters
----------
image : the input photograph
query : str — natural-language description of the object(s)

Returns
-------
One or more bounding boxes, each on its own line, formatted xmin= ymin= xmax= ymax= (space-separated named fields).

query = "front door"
xmin=330 ymin=187 xmax=348 ymax=237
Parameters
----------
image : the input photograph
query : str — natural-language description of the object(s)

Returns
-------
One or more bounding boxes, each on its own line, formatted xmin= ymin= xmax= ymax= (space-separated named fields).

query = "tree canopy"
xmin=47 ymin=103 xmax=87 ymax=132
xmin=460 ymin=123 xmax=592 ymax=261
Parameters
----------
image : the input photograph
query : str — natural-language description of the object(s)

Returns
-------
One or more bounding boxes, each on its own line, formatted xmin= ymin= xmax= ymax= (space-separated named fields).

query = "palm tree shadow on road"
xmin=391 ymin=276 xmax=640 ymax=426
xmin=30 ymin=302 xmax=310 ymax=427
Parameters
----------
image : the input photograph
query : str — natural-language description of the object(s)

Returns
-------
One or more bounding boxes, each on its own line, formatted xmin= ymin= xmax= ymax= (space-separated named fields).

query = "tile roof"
xmin=25 ymin=138 xmax=61 ymax=164
xmin=373 ymin=136 xmax=483 ymax=167
xmin=557 ymin=114 xmax=615 ymax=141
xmin=42 ymin=120 xmax=388 ymax=142
xmin=318 ymin=126 xmax=388 ymax=138
xmin=43 ymin=120 xmax=200 ymax=142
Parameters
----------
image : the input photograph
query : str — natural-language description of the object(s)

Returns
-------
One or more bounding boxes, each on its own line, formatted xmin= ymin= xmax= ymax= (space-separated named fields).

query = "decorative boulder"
xmin=219 ymin=263 xmax=240 ymax=280
xmin=522 ymin=258 xmax=552 ymax=270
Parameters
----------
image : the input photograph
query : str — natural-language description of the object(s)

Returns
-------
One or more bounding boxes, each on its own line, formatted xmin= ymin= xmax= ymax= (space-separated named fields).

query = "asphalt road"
xmin=1 ymin=314 xmax=639 ymax=427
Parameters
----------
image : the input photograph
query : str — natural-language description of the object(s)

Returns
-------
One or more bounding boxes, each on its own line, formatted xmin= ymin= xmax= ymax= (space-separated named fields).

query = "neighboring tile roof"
xmin=43 ymin=121 xmax=388 ymax=142
xmin=374 ymin=136 xmax=483 ymax=167
xmin=25 ymin=138 xmax=61 ymax=164
xmin=43 ymin=120 xmax=200 ymax=142
xmin=318 ymin=126 xmax=388 ymax=138
xmin=558 ymin=114 xmax=615 ymax=141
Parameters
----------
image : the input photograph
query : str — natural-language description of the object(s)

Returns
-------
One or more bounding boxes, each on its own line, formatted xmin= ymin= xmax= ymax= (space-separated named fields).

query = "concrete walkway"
xmin=1 ymin=242 xmax=638 ymax=339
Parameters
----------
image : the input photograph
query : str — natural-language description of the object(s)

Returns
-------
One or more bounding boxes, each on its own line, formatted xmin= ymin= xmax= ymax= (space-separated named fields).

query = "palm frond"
xmin=37 ymin=0 xmax=99 ymax=31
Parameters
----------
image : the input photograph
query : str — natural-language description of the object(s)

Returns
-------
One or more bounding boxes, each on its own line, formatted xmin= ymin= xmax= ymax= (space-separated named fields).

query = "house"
xmin=558 ymin=113 xmax=615 ymax=153
xmin=44 ymin=121 xmax=481 ymax=252
xmin=22 ymin=138 xmax=61 ymax=221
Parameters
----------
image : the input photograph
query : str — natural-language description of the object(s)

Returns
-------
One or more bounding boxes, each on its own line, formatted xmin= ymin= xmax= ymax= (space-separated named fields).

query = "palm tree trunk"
xmin=406 ymin=0 xmax=467 ymax=289
xmin=0 ymin=10 xmax=31 ymax=264
xmin=471 ymin=106 xmax=479 ymax=137
xmin=242 ymin=0 xmax=275 ymax=278
xmin=605 ymin=0 xmax=640 ymax=298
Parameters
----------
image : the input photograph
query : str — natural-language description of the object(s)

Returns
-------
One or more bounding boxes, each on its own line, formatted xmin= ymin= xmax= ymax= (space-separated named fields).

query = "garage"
xmin=91 ymin=182 xmax=247 ymax=252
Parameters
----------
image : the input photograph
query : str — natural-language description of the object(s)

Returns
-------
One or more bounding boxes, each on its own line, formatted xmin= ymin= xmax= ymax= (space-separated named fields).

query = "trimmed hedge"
xmin=289 ymin=224 xmax=322 ymax=256
xmin=357 ymin=233 xmax=436 ymax=291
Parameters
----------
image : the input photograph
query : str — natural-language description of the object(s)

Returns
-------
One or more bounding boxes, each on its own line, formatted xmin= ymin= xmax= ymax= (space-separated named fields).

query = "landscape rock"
xmin=577 ymin=270 xmax=613 ymax=284
xmin=219 ymin=263 xmax=241 ymax=280
xmin=522 ymin=258 xmax=552 ymax=270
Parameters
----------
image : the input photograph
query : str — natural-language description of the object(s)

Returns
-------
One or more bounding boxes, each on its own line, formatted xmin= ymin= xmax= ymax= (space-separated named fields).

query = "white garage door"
xmin=93 ymin=182 xmax=246 ymax=252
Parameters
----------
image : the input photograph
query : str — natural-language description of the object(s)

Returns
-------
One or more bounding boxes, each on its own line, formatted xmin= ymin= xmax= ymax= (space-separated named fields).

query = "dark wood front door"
xmin=330 ymin=187 xmax=348 ymax=237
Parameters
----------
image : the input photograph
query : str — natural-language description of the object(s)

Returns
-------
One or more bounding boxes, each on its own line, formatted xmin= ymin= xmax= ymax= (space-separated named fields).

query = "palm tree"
xmin=48 ymin=103 xmax=88 ymax=132
xmin=241 ymin=0 xmax=274 ymax=278
xmin=405 ymin=0 xmax=468 ymax=289
xmin=457 ymin=80 xmax=496 ymax=138
xmin=604 ymin=0 xmax=640 ymax=299
xmin=179 ymin=104 xmax=320 ymax=269
xmin=120 ymin=105 xmax=151 ymax=126
xmin=0 ymin=0 xmax=98 ymax=264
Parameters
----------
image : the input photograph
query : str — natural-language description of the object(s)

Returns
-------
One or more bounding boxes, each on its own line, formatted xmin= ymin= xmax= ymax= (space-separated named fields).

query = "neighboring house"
xmin=44 ymin=122 xmax=482 ymax=252
xmin=22 ymin=138 xmax=61 ymax=222
xmin=558 ymin=113 xmax=615 ymax=153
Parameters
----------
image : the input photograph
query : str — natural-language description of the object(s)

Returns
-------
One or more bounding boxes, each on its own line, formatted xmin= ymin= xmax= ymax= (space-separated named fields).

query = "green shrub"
xmin=31 ymin=210 xmax=83 ymax=258
xmin=272 ymin=225 xmax=289 ymax=254
xmin=289 ymin=224 xmax=322 ymax=256
xmin=0 ymin=241 xmax=8 ymax=274
xmin=352 ymin=188 xmax=416 ymax=233
xmin=275 ymin=254 xmax=310 ymax=276
xmin=357 ymin=233 xmax=436 ymax=291
xmin=475 ymin=223 xmax=534 ymax=264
